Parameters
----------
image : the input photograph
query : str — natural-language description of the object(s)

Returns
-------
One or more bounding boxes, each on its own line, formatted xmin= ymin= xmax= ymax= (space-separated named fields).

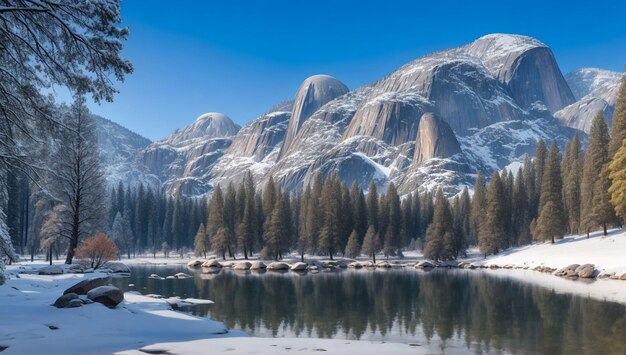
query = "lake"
xmin=111 ymin=265 xmax=626 ymax=354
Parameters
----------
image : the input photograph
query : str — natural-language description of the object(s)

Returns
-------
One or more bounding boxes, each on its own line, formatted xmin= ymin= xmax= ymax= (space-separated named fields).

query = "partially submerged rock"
xmin=267 ymin=262 xmax=290 ymax=271
xmin=87 ymin=286 xmax=124 ymax=308
xmin=202 ymin=259 xmax=222 ymax=268
xmin=173 ymin=272 xmax=192 ymax=279
xmin=576 ymin=264 xmax=595 ymax=278
xmin=233 ymin=261 xmax=252 ymax=270
xmin=106 ymin=262 xmax=130 ymax=274
xmin=348 ymin=262 xmax=363 ymax=269
xmin=375 ymin=261 xmax=391 ymax=268
xmin=64 ymin=277 xmax=109 ymax=295
xmin=187 ymin=260 xmax=203 ymax=268
xmin=39 ymin=265 xmax=64 ymax=275
xmin=250 ymin=261 xmax=267 ymax=270
xmin=415 ymin=261 xmax=435 ymax=269
xmin=290 ymin=262 xmax=308 ymax=271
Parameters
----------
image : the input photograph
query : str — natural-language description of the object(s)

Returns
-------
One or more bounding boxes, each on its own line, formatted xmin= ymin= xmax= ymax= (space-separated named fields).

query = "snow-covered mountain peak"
xmin=164 ymin=112 xmax=240 ymax=146
xmin=565 ymin=68 xmax=623 ymax=100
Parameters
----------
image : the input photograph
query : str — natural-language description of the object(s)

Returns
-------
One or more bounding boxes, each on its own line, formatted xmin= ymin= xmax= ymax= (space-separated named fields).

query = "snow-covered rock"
xmin=53 ymin=293 xmax=80 ymax=308
xmin=87 ymin=286 xmax=124 ymax=308
xmin=290 ymin=262 xmax=308 ymax=271
xmin=63 ymin=277 xmax=109 ymax=295
xmin=187 ymin=260 xmax=203 ymax=268
xmin=233 ymin=261 xmax=252 ymax=270
xmin=38 ymin=265 xmax=64 ymax=275
xmin=249 ymin=261 xmax=267 ymax=270
xmin=202 ymin=259 xmax=222 ymax=268
xmin=173 ymin=273 xmax=192 ymax=279
xmin=267 ymin=262 xmax=290 ymax=271
xmin=106 ymin=262 xmax=130 ymax=274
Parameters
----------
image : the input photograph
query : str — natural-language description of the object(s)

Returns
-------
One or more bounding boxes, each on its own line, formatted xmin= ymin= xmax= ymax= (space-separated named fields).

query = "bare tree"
xmin=0 ymin=0 xmax=132 ymax=267
xmin=39 ymin=204 xmax=65 ymax=265
xmin=51 ymin=98 xmax=106 ymax=264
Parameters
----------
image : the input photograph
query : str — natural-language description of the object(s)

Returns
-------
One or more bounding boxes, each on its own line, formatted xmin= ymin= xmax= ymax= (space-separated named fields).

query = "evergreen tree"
xmin=208 ymin=185 xmax=228 ymax=259
xmin=609 ymin=138 xmax=626 ymax=223
xmin=470 ymin=173 xmax=486 ymax=246
xmin=512 ymin=169 xmax=531 ymax=245
xmin=581 ymin=112 xmax=612 ymax=237
xmin=366 ymin=182 xmax=379 ymax=232
xmin=194 ymin=223 xmax=209 ymax=258
xmin=351 ymin=182 xmax=368 ymax=244
xmin=535 ymin=141 xmax=566 ymax=243
xmin=609 ymin=75 xmax=626 ymax=158
xmin=224 ymin=182 xmax=237 ymax=258
xmin=593 ymin=164 xmax=617 ymax=235
xmin=361 ymin=226 xmax=381 ymax=263
xmin=318 ymin=175 xmax=341 ymax=259
xmin=562 ymin=134 xmax=583 ymax=234
xmin=236 ymin=171 xmax=256 ymax=259
xmin=263 ymin=194 xmax=289 ymax=260
xmin=345 ymin=230 xmax=361 ymax=258
xmin=383 ymin=183 xmax=402 ymax=257
xmin=480 ymin=172 xmax=506 ymax=256
xmin=534 ymin=139 xmax=547 ymax=205
xmin=424 ymin=189 xmax=455 ymax=261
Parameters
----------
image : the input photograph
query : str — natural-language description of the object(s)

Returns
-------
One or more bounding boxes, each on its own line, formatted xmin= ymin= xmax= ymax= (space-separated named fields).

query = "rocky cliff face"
xmin=141 ymin=113 xmax=240 ymax=196
xmin=93 ymin=115 xmax=159 ymax=189
xmin=125 ymin=33 xmax=622 ymax=197
xmin=555 ymin=68 xmax=623 ymax=132
xmin=412 ymin=113 xmax=461 ymax=166
xmin=279 ymin=75 xmax=349 ymax=158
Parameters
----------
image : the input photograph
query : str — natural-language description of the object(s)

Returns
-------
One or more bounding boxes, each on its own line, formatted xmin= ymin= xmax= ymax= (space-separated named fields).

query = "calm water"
xmin=111 ymin=265 xmax=626 ymax=354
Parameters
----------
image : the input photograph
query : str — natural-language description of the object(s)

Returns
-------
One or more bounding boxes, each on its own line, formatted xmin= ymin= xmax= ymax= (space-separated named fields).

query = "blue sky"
xmin=85 ymin=0 xmax=626 ymax=140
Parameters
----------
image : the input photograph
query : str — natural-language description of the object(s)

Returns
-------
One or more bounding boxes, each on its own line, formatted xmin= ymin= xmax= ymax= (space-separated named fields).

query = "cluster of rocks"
xmin=38 ymin=262 xmax=131 ymax=276
xmin=553 ymin=264 xmax=596 ymax=278
xmin=52 ymin=277 xmax=124 ymax=309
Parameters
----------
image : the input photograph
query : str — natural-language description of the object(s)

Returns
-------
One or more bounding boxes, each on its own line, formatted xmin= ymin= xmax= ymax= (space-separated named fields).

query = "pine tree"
xmin=208 ymin=185 xmax=228 ymax=259
xmin=562 ymin=134 xmax=583 ymax=234
xmin=424 ymin=189 xmax=454 ymax=261
xmin=581 ymin=112 xmax=612 ymax=237
xmin=352 ymin=182 xmax=368 ymax=244
xmin=319 ymin=175 xmax=341 ymax=259
xmin=480 ymin=172 xmax=506 ymax=256
xmin=609 ymin=138 xmax=626 ymax=222
xmin=224 ymin=182 xmax=237 ymax=258
xmin=264 ymin=194 xmax=289 ymax=260
xmin=366 ymin=182 xmax=379 ymax=232
xmin=535 ymin=141 xmax=566 ymax=243
xmin=534 ymin=139 xmax=547 ymax=205
xmin=609 ymin=74 xmax=626 ymax=158
xmin=345 ymin=230 xmax=361 ymax=258
xmin=469 ymin=173 xmax=486 ymax=246
xmin=383 ymin=183 xmax=402 ymax=257
xmin=512 ymin=169 xmax=531 ymax=245
xmin=361 ymin=226 xmax=381 ymax=263
xmin=593 ymin=164 xmax=617 ymax=235
xmin=194 ymin=223 xmax=209 ymax=258
xmin=236 ymin=171 xmax=256 ymax=259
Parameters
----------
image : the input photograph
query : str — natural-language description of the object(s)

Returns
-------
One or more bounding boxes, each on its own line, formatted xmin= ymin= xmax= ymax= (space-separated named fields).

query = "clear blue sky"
xmin=85 ymin=0 xmax=626 ymax=141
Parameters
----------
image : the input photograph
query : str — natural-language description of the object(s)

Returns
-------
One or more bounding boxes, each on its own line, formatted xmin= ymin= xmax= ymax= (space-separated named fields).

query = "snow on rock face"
xmin=412 ymin=113 xmax=461 ymax=166
xmin=279 ymin=75 xmax=349 ymax=157
xmin=166 ymin=112 xmax=240 ymax=144
xmin=556 ymin=68 xmax=623 ymax=133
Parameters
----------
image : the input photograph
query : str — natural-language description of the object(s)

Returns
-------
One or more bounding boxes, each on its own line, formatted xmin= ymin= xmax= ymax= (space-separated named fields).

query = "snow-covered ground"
xmin=469 ymin=229 xmax=626 ymax=277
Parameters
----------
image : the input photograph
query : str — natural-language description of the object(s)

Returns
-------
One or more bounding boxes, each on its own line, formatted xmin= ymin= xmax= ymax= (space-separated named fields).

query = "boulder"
xmin=290 ymin=262 xmax=308 ymax=271
xmin=67 ymin=264 xmax=85 ymax=273
xmin=250 ymin=261 xmax=267 ymax=270
xmin=187 ymin=260 xmax=203 ymax=268
xmin=233 ymin=261 xmax=252 ymax=270
xmin=39 ymin=265 xmax=64 ymax=275
xmin=148 ymin=274 xmax=161 ymax=279
xmin=64 ymin=277 xmax=109 ymax=295
xmin=375 ymin=261 xmax=391 ymax=268
xmin=307 ymin=265 xmax=319 ymax=271
xmin=107 ymin=262 xmax=130 ymax=273
xmin=576 ymin=264 xmax=596 ymax=278
xmin=415 ymin=261 xmax=435 ymax=269
xmin=362 ymin=261 xmax=375 ymax=268
xmin=620 ymin=273 xmax=626 ymax=281
xmin=322 ymin=261 xmax=338 ymax=269
xmin=165 ymin=275 xmax=176 ymax=279
xmin=267 ymin=262 xmax=290 ymax=271
xmin=202 ymin=259 xmax=222 ymax=268
xmin=87 ymin=286 xmax=124 ymax=308
xmin=68 ymin=299 xmax=83 ymax=308
xmin=174 ymin=273 xmax=192 ymax=279
xmin=348 ymin=262 xmax=363 ymax=269
xmin=53 ymin=293 xmax=79 ymax=308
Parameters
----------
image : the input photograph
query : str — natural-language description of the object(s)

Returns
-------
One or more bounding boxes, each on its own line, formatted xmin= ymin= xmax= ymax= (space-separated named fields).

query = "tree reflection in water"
xmin=113 ymin=267 xmax=626 ymax=354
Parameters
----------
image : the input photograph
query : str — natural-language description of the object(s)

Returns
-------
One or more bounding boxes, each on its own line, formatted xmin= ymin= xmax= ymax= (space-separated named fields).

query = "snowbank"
xmin=470 ymin=229 xmax=626 ymax=276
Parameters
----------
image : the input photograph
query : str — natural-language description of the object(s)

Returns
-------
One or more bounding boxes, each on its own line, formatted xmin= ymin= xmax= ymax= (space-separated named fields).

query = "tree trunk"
xmin=551 ymin=235 xmax=554 ymax=244
xmin=603 ymin=223 xmax=608 ymax=236
xmin=49 ymin=248 xmax=52 ymax=266
xmin=372 ymin=253 xmax=376 ymax=263
xmin=300 ymin=251 xmax=304 ymax=263
xmin=329 ymin=250 xmax=333 ymax=260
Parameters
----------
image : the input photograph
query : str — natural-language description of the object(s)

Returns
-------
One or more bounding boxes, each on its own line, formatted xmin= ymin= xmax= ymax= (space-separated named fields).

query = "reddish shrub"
xmin=75 ymin=233 xmax=118 ymax=269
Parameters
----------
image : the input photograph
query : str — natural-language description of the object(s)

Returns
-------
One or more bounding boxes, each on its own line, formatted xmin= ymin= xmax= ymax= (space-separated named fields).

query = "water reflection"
xmin=112 ymin=267 xmax=626 ymax=354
